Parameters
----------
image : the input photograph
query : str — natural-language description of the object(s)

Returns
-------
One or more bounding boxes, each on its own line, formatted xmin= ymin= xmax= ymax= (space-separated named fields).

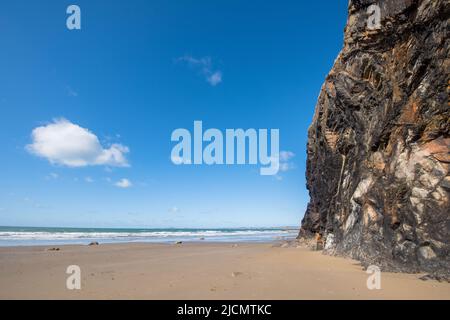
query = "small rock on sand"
xmin=231 ymin=272 xmax=243 ymax=278
xmin=88 ymin=242 xmax=99 ymax=246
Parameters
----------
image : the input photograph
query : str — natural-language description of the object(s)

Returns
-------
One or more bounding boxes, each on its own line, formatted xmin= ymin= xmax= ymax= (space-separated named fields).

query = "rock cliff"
xmin=300 ymin=0 xmax=449 ymax=278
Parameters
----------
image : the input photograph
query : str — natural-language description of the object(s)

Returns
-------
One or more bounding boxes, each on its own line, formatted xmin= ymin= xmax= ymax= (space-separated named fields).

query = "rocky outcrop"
xmin=300 ymin=0 xmax=449 ymax=278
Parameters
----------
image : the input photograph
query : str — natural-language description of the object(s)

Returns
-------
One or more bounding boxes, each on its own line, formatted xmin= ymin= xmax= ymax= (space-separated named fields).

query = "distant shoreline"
xmin=0 ymin=226 xmax=298 ymax=247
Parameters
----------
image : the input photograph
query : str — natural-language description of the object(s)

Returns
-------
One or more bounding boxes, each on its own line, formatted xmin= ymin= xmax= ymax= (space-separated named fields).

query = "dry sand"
xmin=0 ymin=242 xmax=449 ymax=299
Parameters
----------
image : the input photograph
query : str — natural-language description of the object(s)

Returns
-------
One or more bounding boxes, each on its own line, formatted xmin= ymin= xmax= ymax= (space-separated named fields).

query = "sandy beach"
xmin=0 ymin=242 xmax=448 ymax=300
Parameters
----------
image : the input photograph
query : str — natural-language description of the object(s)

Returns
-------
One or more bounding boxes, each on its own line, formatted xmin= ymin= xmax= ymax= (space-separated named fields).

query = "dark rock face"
xmin=300 ymin=0 xmax=449 ymax=277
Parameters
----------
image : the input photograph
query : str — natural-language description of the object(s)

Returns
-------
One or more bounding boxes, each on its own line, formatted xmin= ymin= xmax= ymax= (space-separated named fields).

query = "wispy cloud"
xmin=27 ymin=118 xmax=130 ymax=168
xmin=274 ymin=151 xmax=296 ymax=180
xmin=279 ymin=151 xmax=295 ymax=162
xmin=176 ymin=55 xmax=223 ymax=86
xmin=115 ymin=178 xmax=132 ymax=188
xmin=168 ymin=206 xmax=180 ymax=214
xmin=45 ymin=172 xmax=59 ymax=180
xmin=279 ymin=151 xmax=296 ymax=172
xmin=66 ymin=86 xmax=78 ymax=97
xmin=207 ymin=71 xmax=222 ymax=86
xmin=85 ymin=176 xmax=94 ymax=183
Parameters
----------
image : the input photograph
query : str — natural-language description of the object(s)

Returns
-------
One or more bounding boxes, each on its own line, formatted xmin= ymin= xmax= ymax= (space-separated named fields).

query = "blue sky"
xmin=0 ymin=1 xmax=347 ymax=228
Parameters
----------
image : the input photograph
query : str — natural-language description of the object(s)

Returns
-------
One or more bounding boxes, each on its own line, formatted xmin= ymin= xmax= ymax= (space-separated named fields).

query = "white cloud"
xmin=207 ymin=71 xmax=222 ymax=86
xmin=273 ymin=150 xmax=296 ymax=180
xmin=176 ymin=55 xmax=223 ymax=86
xmin=115 ymin=178 xmax=132 ymax=188
xmin=27 ymin=119 xmax=129 ymax=168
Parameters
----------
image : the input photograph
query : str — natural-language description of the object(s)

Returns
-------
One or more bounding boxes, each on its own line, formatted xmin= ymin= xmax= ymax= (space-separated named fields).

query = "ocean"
xmin=0 ymin=226 xmax=298 ymax=246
